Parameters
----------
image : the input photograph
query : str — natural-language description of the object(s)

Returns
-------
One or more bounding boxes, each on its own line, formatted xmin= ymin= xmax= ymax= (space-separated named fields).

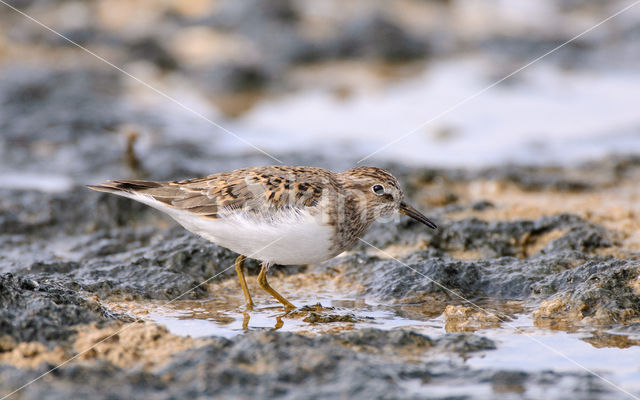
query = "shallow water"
xmin=113 ymin=288 xmax=640 ymax=398
xmin=469 ymin=317 xmax=640 ymax=395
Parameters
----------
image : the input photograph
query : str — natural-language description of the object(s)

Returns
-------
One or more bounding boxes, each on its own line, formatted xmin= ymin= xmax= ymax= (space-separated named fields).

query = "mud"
xmin=0 ymin=329 xmax=616 ymax=400
xmin=3 ymin=157 xmax=640 ymax=399
xmin=3 ymin=157 xmax=640 ymax=398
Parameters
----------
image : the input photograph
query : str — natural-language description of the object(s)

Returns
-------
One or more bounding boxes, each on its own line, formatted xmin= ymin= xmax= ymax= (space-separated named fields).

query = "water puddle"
xmin=106 ymin=295 xmax=442 ymax=339
xmin=104 ymin=288 xmax=640 ymax=396
xmin=468 ymin=315 xmax=640 ymax=394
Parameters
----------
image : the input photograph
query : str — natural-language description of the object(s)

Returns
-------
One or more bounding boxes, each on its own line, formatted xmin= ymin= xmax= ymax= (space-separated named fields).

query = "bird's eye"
xmin=372 ymin=184 xmax=385 ymax=195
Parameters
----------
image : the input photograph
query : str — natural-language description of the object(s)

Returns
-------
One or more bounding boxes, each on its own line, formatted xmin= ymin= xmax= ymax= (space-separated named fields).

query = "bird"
xmin=87 ymin=165 xmax=437 ymax=310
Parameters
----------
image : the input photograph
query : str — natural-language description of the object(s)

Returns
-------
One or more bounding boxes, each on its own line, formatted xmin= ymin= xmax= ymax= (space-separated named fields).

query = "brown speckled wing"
xmin=106 ymin=166 xmax=339 ymax=220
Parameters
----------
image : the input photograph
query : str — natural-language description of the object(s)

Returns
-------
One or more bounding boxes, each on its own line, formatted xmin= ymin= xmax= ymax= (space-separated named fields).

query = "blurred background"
xmin=1 ymin=0 xmax=639 ymax=188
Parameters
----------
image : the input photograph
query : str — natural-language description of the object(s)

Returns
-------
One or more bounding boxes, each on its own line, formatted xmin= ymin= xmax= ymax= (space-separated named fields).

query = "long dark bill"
xmin=399 ymin=201 xmax=437 ymax=229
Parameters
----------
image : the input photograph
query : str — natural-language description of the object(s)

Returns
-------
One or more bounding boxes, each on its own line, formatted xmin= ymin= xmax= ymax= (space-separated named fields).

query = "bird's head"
xmin=339 ymin=166 xmax=437 ymax=229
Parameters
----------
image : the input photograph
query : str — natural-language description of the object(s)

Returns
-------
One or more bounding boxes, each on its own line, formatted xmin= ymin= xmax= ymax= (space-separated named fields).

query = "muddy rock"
xmin=61 ymin=230 xmax=249 ymax=300
xmin=7 ymin=227 xmax=251 ymax=301
xmin=409 ymin=156 xmax=640 ymax=194
xmin=534 ymin=257 xmax=640 ymax=327
xmin=0 ymin=189 xmax=155 ymax=236
xmin=0 ymin=67 xmax=128 ymax=181
xmin=332 ymin=251 xmax=631 ymax=307
xmin=0 ymin=273 xmax=113 ymax=345
xmin=359 ymin=212 xmax=610 ymax=258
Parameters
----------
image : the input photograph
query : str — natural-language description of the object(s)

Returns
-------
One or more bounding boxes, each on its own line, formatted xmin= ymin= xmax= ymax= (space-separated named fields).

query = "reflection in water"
xmin=274 ymin=315 xmax=284 ymax=330
xmin=238 ymin=303 xmax=356 ymax=332
xmin=242 ymin=310 xmax=285 ymax=331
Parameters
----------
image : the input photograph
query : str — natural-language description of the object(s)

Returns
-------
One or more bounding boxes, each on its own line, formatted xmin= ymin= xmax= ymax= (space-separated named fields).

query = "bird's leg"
xmin=235 ymin=255 xmax=254 ymax=310
xmin=242 ymin=311 xmax=250 ymax=330
xmin=257 ymin=262 xmax=295 ymax=310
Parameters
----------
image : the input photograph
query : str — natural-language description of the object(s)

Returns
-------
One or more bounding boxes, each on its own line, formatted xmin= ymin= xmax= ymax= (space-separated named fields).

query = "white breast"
xmin=128 ymin=192 xmax=335 ymax=265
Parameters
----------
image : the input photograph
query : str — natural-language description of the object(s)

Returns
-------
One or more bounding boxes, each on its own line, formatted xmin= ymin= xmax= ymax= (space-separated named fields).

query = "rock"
xmin=534 ymin=257 xmax=640 ymax=327
xmin=0 ymin=273 xmax=113 ymax=345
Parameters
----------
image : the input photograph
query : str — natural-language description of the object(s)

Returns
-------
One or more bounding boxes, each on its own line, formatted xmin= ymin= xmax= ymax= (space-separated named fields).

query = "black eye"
xmin=372 ymin=184 xmax=385 ymax=195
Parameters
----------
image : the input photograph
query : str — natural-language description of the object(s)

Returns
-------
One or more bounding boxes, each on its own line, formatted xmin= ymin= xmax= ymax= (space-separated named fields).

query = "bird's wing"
xmin=88 ymin=168 xmax=333 ymax=220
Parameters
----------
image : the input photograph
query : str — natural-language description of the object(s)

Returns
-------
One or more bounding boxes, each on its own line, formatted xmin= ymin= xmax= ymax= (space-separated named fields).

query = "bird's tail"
xmin=86 ymin=179 xmax=162 ymax=194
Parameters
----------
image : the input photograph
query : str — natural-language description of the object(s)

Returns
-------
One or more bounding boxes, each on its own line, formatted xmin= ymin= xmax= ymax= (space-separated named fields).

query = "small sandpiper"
xmin=88 ymin=166 xmax=437 ymax=310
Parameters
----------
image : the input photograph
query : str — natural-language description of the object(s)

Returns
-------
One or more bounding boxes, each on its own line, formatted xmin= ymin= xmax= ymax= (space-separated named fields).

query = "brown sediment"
xmin=443 ymin=302 xmax=526 ymax=333
xmin=438 ymin=179 xmax=640 ymax=253
xmin=444 ymin=305 xmax=502 ymax=332
xmin=370 ymin=240 xmax=429 ymax=259
xmin=449 ymin=250 xmax=487 ymax=261
xmin=289 ymin=303 xmax=358 ymax=324
xmin=302 ymin=312 xmax=357 ymax=324
xmin=0 ymin=334 xmax=18 ymax=352
xmin=73 ymin=321 xmax=212 ymax=369
xmin=289 ymin=60 xmax=426 ymax=94
xmin=0 ymin=322 xmax=211 ymax=370
xmin=279 ymin=269 xmax=368 ymax=299
xmin=294 ymin=325 xmax=357 ymax=337
xmin=533 ymin=297 xmax=640 ymax=331
xmin=393 ymin=294 xmax=449 ymax=320
xmin=0 ymin=342 xmax=68 ymax=369
xmin=533 ymin=298 xmax=585 ymax=332
xmin=210 ymin=91 xmax=264 ymax=118
xmin=582 ymin=332 xmax=640 ymax=349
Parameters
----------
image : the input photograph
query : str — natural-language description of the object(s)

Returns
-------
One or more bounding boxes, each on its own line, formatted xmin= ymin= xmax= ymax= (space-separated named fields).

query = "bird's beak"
xmin=399 ymin=201 xmax=437 ymax=229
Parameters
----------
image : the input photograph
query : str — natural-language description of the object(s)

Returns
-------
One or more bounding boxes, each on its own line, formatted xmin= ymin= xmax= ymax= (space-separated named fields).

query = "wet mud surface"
xmin=2 ymin=157 xmax=640 ymax=399
xmin=2 ymin=0 xmax=640 ymax=399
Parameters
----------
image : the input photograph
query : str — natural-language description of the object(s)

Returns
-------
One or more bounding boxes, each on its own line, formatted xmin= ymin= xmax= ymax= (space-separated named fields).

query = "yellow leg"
xmin=235 ymin=255 xmax=254 ymax=309
xmin=242 ymin=311 xmax=250 ymax=330
xmin=257 ymin=262 xmax=295 ymax=310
